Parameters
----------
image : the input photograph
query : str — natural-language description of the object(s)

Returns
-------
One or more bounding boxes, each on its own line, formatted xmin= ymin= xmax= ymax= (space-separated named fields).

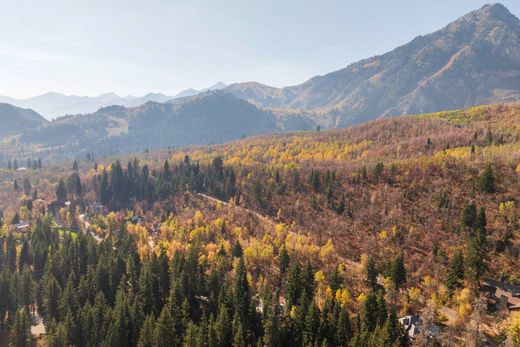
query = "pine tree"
xmin=479 ymin=164 xmax=496 ymax=193
xmin=99 ymin=169 xmax=111 ymax=205
xmin=311 ymin=170 xmax=321 ymax=192
xmin=460 ymin=202 xmax=477 ymax=230
xmin=154 ymin=305 xmax=176 ymax=347
xmin=215 ymin=304 xmax=232 ymax=347
xmin=286 ymin=262 xmax=301 ymax=309
xmin=335 ymin=307 xmax=352 ymax=346
xmin=7 ymin=234 xmax=17 ymax=272
xmin=362 ymin=293 xmax=378 ymax=332
xmin=278 ymin=245 xmax=289 ymax=276
xmin=486 ymin=128 xmax=493 ymax=145
xmin=66 ymin=172 xmax=82 ymax=198
xmin=184 ymin=321 xmax=200 ymax=347
xmin=232 ymin=312 xmax=246 ymax=347
xmin=58 ymin=278 xmax=79 ymax=324
xmin=475 ymin=207 xmax=487 ymax=233
xmin=232 ymin=240 xmax=243 ymax=258
xmin=382 ymin=310 xmax=403 ymax=345
xmin=301 ymin=261 xmax=315 ymax=301
xmin=336 ymin=195 xmax=346 ymax=215
xmin=55 ymin=178 xmax=67 ymax=201
xmin=361 ymin=166 xmax=368 ymax=180
xmin=137 ymin=315 xmax=155 ymax=347
xmin=373 ymin=162 xmax=384 ymax=180
xmin=446 ymin=250 xmax=465 ymax=293
xmin=47 ymin=322 xmax=70 ymax=347
xmin=234 ymin=257 xmax=250 ymax=325
xmin=42 ymin=275 xmax=62 ymax=322
xmin=263 ymin=293 xmax=280 ymax=347
xmin=375 ymin=290 xmax=387 ymax=326
xmin=10 ymin=308 xmax=32 ymax=347
xmin=390 ymin=254 xmax=406 ymax=289
xmin=292 ymin=170 xmax=300 ymax=190
xmin=466 ymin=209 xmax=488 ymax=285
xmin=304 ymin=301 xmax=319 ymax=346
xmin=22 ymin=178 xmax=31 ymax=195
xmin=365 ymin=257 xmax=378 ymax=291
xmin=329 ymin=266 xmax=342 ymax=293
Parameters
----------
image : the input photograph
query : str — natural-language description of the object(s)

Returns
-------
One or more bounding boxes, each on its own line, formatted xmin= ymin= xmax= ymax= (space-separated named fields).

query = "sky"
xmin=0 ymin=0 xmax=519 ymax=98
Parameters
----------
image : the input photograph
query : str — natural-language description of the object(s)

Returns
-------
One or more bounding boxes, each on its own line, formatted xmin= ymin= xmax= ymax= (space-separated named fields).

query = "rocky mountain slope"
xmin=227 ymin=3 xmax=520 ymax=126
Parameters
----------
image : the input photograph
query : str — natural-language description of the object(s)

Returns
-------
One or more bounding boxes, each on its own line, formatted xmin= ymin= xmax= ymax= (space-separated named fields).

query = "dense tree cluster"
xmin=0 ymin=215 xmax=408 ymax=347
xmin=1 ymin=103 xmax=519 ymax=345
xmin=95 ymin=157 xmax=237 ymax=209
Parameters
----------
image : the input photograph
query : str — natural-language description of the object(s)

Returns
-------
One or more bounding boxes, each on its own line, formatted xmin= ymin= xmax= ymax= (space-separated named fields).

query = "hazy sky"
xmin=1 ymin=0 xmax=519 ymax=98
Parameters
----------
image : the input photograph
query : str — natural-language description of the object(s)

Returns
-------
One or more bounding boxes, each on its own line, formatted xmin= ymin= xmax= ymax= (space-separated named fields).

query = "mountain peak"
xmin=0 ymin=102 xmax=48 ymax=137
xmin=98 ymin=92 xmax=121 ymax=99
xmin=209 ymin=81 xmax=227 ymax=90
xmin=226 ymin=3 xmax=520 ymax=126
xmin=469 ymin=3 xmax=519 ymax=25
xmin=480 ymin=3 xmax=512 ymax=16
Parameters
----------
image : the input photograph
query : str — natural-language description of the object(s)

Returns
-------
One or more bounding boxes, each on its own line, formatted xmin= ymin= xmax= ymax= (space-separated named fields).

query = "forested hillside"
xmin=0 ymin=103 xmax=519 ymax=346
xmin=0 ymin=92 xmax=286 ymax=163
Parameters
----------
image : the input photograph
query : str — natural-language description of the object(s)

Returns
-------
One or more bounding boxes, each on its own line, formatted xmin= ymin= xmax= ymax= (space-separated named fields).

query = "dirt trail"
xmin=196 ymin=193 xmax=276 ymax=227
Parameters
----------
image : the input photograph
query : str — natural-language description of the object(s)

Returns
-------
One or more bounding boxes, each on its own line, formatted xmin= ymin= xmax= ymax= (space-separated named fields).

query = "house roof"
xmin=483 ymin=280 xmax=520 ymax=307
xmin=484 ymin=280 xmax=520 ymax=296
xmin=127 ymin=215 xmax=146 ymax=224
xmin=399 ymin=315 xmax=440 ymax=339
xmin=14 ymin=222 xmax=30 ymax=229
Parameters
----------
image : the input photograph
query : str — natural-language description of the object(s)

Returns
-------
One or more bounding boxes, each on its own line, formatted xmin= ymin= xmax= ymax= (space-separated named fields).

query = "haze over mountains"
xmin=0 ymin=3 xmax=519 ymax=161
xmin=0 ymin=92 xmax=286 ymax=161
xmin=0 ymin=82 xmax=227 ymax=120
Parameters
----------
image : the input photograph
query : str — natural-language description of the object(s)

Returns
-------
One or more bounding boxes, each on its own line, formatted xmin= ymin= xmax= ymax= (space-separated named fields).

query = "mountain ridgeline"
xmin=0 ymin=82 xmax=227 ymax=120
xmin=15 ymin=92 xmax=287 ymax=159
xmin=1 ymin=3 xmax=520 ymax=161
xmin=0 ymin=103 xmax=48 ymax=138
xmin=227 ymin=3 xmax=520 ymax=126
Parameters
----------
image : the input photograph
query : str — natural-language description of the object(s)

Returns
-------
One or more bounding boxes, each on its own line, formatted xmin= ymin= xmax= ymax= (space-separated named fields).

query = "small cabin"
xmin=399 ymin=315 xmax=440 ymax=340
xmin=483 ymin=280 xmax=520 ymax=312
xmin=127 ymin=214 xmax=146 ymax=225
xmin=13 ymin=221 xmax=30 ymax=232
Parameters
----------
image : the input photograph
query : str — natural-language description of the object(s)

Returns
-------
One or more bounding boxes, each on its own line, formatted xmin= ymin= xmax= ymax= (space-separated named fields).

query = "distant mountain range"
xmin=0 ymin=82 xmax=227 ymax=120
xmin=0 ymin=91 xmax=310 ymax=161
xmin=226 ymin=3 xmax=520 ymax=126
xmin=1 ymin=3 xmax=520 ymax=162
